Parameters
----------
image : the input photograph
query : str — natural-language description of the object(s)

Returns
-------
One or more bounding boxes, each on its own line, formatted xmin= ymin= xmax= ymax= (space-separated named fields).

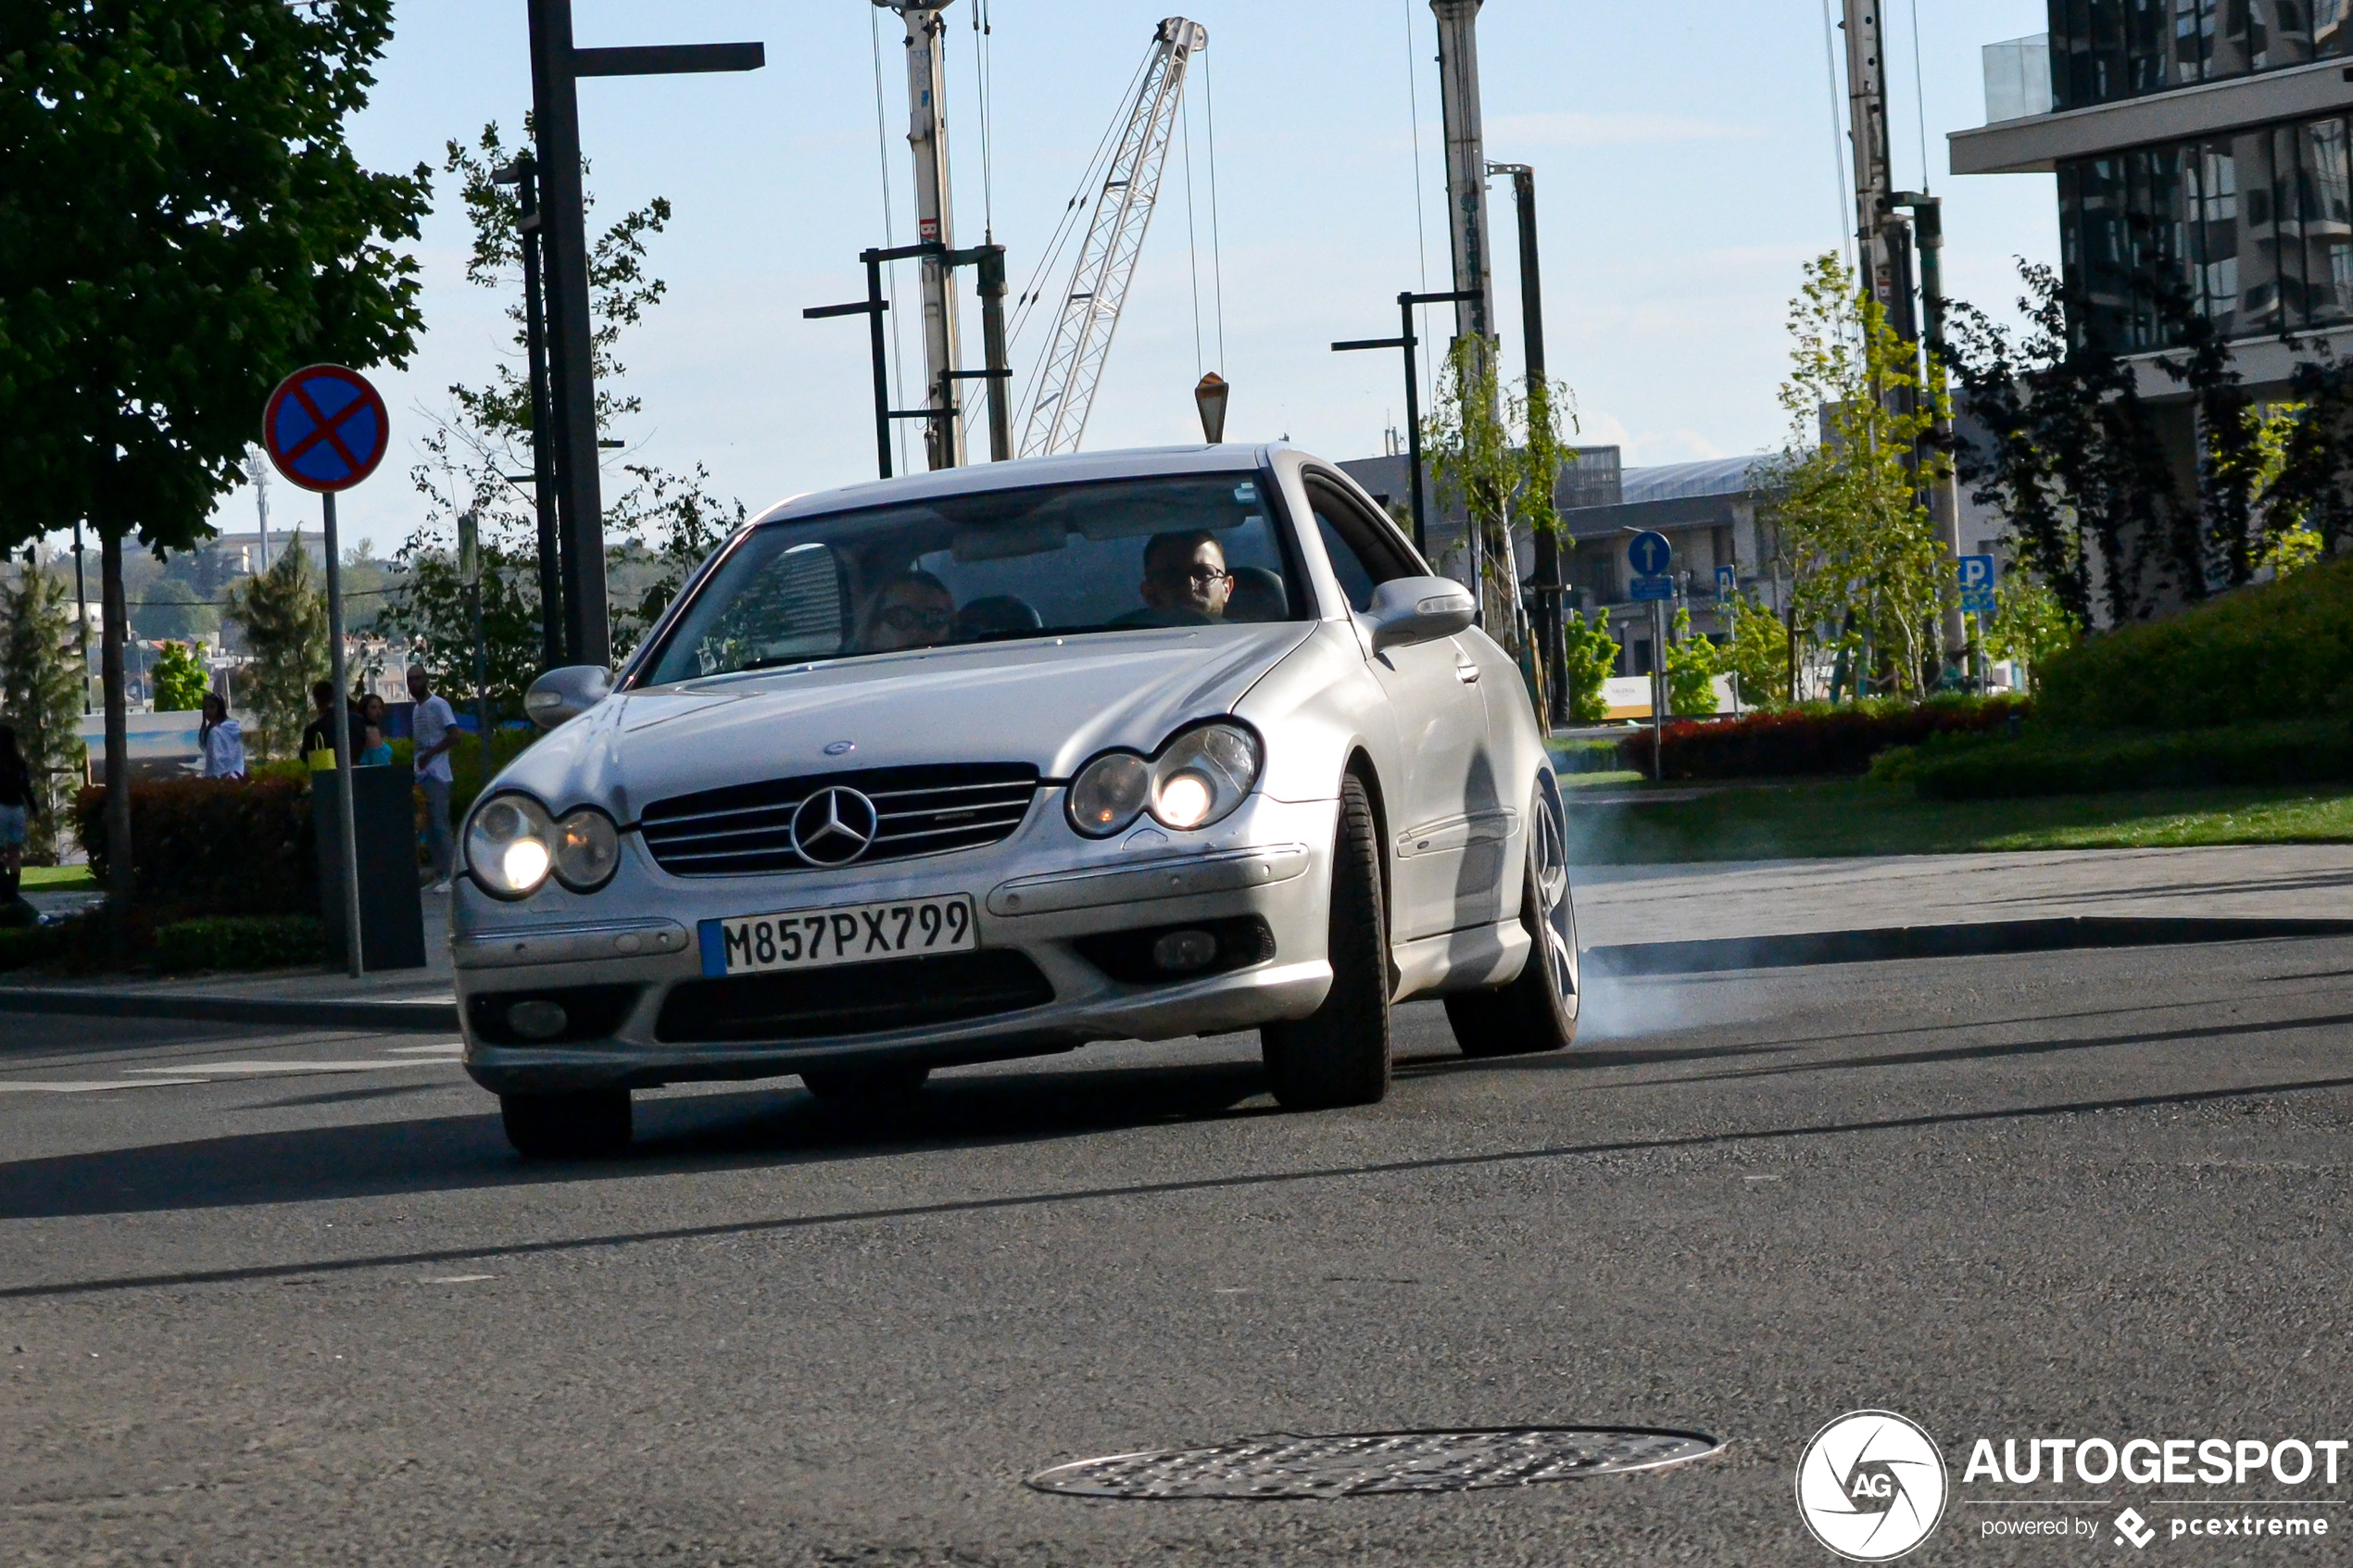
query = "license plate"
xmin=699 ymin=894 xmax=976 ymax=978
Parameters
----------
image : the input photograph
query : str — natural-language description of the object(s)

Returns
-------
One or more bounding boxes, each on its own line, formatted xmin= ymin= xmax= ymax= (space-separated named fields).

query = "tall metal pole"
xmin=524 ymin=0 xmax=608 ymax=668
xmin=1843 ymin=0 xmax=1917 ymax=342
xmin=321 ymin=493 xmax=363 ymax=978
xmin=248 ymin=449 xmax=272 ymax=572
xmin=885 ymin=0 xmax=966 ymax=470
xmin=1402 ymin=296 xmax=1426 ymax=558
xmin=1430 ymin=0 xmax=1494 ymax=618
xmin=975 ymin=244 xmax=1013 ymax=462
xmin=513 ymin=156 xmax=565 ymax=674
xmin=1894 ymin=190 xmax=1968 ymax=673
xmin=1491 ymin=162 xmax=1566 ymax=727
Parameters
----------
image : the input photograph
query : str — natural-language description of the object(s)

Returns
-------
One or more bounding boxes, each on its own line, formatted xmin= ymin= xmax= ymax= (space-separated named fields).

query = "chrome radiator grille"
xmin=637 ymin=764 xmax=1038 ymax=877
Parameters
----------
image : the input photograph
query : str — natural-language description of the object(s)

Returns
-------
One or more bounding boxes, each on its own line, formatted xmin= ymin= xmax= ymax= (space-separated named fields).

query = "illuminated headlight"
xmin=551 ymin=808 xmax=621 ymax=892
xmin=466 ymin=794 xmax=557 ymax=898
xmin=1068 ymin=721 xmax=1262 ymax=838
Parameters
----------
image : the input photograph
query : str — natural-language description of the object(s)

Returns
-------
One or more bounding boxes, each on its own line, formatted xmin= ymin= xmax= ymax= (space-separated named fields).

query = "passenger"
xmin=1139 ymin=531 xmax=1232 ymax=622
xmin=863 ymin=570 xmax=957 ymax=652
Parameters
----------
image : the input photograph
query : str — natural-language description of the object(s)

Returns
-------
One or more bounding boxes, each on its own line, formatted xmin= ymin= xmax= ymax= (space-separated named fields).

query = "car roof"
xmin=750 ymin=444 xmax=1299 ymax=524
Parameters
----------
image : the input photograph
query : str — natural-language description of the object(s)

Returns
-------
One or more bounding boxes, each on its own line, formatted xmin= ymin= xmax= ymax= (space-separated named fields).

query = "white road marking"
xmin=121 ymin=1060 xmax=456 ymax=1075
xmin=0 ymin=1078 xmax=211 ymax=1093
xmin=385 ymin=1043 xmax=466 ymax=1056
xmin=420 ymin=1274 xmax=495 ymax=1285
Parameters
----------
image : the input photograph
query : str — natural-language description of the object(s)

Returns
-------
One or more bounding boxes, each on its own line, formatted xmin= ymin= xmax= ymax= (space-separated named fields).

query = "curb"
xmin=1 ymin=916 xmax=2347 ymax=1029
xmin=1583 ymin=915 xmax=2353 ymax=977
xmin=0 ymin=988 xmax=459 ymax=1033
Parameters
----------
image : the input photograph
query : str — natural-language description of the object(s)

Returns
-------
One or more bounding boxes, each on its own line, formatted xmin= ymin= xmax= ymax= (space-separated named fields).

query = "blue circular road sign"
xmin=262 ymin=364 xmax=390 ymax=494
xmin=1627 ymin=530 xmax=1672 ymax=576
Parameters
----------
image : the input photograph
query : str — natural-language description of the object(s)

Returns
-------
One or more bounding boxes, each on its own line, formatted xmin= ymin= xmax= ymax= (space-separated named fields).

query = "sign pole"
xmin=1650 ymin=596 xmax=1667 ymax=783
xmin=321 ymin=491 xmax=363 ymax=978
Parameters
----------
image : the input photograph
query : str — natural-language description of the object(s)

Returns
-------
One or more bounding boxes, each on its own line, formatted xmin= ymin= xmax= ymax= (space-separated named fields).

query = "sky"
xmin=204 ymin=0 xmax=2060 ymax=561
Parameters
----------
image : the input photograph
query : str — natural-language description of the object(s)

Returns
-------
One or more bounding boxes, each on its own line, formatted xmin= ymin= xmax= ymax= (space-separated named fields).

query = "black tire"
xmin=800 ymin=1063 xmax=930 ymax=1103
xmin=500 ymin=1088 xmax=633 ymax=1160
xmin=1262 ymin=772 xmax=1391 ymax=1110
xmin=1445 ymin=774 xmax=1579 ymax=1059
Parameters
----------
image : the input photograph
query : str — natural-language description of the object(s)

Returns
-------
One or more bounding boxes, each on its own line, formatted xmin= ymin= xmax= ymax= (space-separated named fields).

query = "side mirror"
xmin=1363 ymin=575 xmax=1476 ymax=656
xmin=524 ymin=665 xmax=613 ymax=731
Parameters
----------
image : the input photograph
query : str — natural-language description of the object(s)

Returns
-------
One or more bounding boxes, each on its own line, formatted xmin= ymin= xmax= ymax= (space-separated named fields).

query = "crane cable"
xmin=1004 ymin=47 xmax=1154 ymax=357
xmin=1819 ymin=0 xmax=1857 ymax=288
xmin=959 ymin=0 xmax=997 ymax=450
xmin=870 ymin=7 xmax=912 ymax=471
xmin=1404 ymin=0 xmax=1430 ymax=419
xmin=1181 ymin=73 xmax=1203 ymax=378
xmin=1202 ymin=44 xmax=1225 ymax=371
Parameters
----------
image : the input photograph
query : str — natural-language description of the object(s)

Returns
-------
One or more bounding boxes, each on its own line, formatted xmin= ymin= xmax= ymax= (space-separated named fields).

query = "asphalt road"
xmin=6 ymin=935 xmax=2353 ymax=1565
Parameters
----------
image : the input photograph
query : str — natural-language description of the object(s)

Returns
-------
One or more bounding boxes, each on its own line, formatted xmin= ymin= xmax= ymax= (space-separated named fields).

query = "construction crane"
xmin=1016 ymin=18 xmax=1206 ymax=458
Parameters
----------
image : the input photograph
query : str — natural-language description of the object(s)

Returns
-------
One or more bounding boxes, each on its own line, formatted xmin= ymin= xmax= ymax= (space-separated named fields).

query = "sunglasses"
xmin=880 ymin=604 xmax=953 ymax=633
xmin=1155 ymin=565 xmax=1232 ymax=586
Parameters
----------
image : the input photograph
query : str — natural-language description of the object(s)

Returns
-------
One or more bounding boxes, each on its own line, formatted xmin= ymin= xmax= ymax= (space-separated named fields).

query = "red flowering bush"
xmin=1618 ymin=695 xmax=2032 ymax=780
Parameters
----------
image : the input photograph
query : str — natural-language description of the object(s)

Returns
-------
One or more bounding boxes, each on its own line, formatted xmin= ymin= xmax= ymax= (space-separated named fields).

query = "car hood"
xmin=497 ymin=622 xmax=1318 ymax=821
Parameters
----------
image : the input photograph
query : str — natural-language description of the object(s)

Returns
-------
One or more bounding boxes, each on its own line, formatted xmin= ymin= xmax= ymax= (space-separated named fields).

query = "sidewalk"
xmin=1573 ymin=844 xmax=2353 ymax=946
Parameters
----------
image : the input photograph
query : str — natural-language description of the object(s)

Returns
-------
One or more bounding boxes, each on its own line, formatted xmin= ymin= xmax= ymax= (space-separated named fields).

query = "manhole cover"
xmin=1026 ymin=1425 xmax=1722 ymax=1499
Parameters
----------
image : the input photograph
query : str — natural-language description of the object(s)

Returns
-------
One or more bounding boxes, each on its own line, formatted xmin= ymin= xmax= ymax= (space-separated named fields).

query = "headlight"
xmin=1067 ymin=721 xmax=1262 ymax=838
xmin=1068 ymin=751 xmax=1152 ymax=837
xmin=466 ymin=794 xmax=556 ymax=898
xmin=552 ymin=808 xmax=620 ymax=892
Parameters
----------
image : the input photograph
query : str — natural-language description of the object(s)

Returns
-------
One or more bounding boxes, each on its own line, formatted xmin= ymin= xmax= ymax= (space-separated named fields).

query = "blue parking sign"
xmin=1957 ymin=554 xmax=1997 ymax=616
xmin=1716 ymin=565 xmax=1737 ymax=598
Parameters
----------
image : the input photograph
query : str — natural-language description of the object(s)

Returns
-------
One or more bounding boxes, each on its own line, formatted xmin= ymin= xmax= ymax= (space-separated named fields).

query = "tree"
xmin=1762 ymin=254 xmax=1953 ymax=700
xmin=150 ymin=640 xmax=208 ymax=711
xmin=1721 ymin=591 xmax=1792 ymax=710
xmin=1558 ymin=609 xmax=1619 ymax=724
xmin=133 ymin=575 xmax=218 ymax=644
xmin=1 ymin=553 xmax=84 ymax=864
xmin=1663 ymin=607 xmax=1721 ymax=717
xmin=1982 ymin=573 xmax=2080 ymax=694
xmin=0 ymin=1 xmax=429 ymax=906
xmin=1421 ymin=338 xmax=1579 ymax=716
xmin=380 ymin=124 xmax=739 ymax=682
xmin=226 ymin=536 xmax=326 ymax=759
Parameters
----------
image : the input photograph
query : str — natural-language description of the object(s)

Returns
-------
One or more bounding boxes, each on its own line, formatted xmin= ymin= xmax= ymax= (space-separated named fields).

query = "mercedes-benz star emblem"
xmin=790 ymin=785 xmax=879 ymax=866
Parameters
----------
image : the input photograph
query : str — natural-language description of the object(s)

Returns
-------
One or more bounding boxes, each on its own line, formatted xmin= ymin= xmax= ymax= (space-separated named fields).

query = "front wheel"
xmin=1445 ymin=774 xmax=1579 ymax=1059
xmin=1261 ymin=773 xmax=1391 ymax=1110
xmin=500 ymin=1087 xmax=633 ymax=1160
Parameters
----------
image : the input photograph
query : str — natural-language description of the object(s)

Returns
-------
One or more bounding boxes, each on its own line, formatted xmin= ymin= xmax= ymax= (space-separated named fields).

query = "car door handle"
xmin=1454 ymin=663 xmax=1480 ymax=684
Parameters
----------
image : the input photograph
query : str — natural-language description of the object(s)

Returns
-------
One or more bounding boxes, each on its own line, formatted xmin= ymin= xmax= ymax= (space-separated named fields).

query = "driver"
xmin=1139 ymin=531 xmax=1232 ymax=621
xmin=863 ymin=570 xmax=957 ymax=652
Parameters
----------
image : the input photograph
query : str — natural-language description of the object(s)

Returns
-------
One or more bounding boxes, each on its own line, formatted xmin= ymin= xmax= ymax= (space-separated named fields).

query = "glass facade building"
xmin=2050 ymin=0 xmax=2353 ymax=110
xmin=2061 ymin=110 xmax=2353 ymax=349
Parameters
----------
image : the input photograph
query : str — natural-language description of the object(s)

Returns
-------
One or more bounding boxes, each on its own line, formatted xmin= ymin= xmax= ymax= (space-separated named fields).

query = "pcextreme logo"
xmin=1795 ymin=1410 xmax=1951 ymax=1562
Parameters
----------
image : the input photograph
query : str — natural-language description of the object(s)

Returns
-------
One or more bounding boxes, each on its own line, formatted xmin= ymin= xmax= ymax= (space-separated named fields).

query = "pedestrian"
xmin=0 ymin=723 xmax=43 ymax=908
xmin=407 ymin=664 xmax=459 ymax=893
xmin=198 ymin=693 xmax=246 ymax=779
xmin=299 ymin=679 xmax=361 ymax=764
xmin=357 ymin=693 xmax=392 ymax=767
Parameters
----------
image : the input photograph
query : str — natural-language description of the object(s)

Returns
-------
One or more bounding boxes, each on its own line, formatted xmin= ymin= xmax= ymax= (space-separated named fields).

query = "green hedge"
xmin=1883 ymin=720 xmax=2353 ymax=799
xmin=150 ymin=915 xmax=326 ymax=973
xmin=0 ymin=924 xmax=62 ymax=972
xmin=2038 ymin=554 xmax=2353 ymax=730
xmin=72 ymin=777 xmax=317 ymax=918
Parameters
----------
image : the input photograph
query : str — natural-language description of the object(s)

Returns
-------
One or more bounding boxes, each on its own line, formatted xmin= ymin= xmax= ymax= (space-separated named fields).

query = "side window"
xmin=1306 ymin=482 xmax=1416 ymax=614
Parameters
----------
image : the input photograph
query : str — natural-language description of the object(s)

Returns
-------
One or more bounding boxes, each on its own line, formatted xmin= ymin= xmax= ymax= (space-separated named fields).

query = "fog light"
xmin=507 ymin=999 xmax=570 ymax=1040
xmin=1150 ymin=929 xmax=1219 ymax=972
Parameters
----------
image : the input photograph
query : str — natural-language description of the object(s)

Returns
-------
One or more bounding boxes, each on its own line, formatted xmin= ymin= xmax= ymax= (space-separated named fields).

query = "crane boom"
xmin=1017 ymin=17 xmax=1204 ymax=458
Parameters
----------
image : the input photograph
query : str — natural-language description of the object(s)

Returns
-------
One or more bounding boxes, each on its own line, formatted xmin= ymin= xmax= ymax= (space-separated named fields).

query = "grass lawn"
xmin=19 ymin=865 xmax=95 ymax=891
xmin=1565 ymin=779 xmax=2353 ymax=863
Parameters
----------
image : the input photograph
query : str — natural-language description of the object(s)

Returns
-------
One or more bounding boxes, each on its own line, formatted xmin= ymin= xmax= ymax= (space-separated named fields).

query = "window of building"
xmin=2054 ymin=0 xmax=2342 ymax=110
xmin=2059 ymin=109 xmax=2353 ymax=348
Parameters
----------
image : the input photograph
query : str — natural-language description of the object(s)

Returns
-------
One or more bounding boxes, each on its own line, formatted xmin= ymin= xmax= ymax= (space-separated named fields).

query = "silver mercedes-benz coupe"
xmin=453 ymin=444 xmax=1579 ymax=1158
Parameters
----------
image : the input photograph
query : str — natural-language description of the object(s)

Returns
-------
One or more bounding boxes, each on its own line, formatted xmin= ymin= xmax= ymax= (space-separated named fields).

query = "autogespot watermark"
xmin=1798 ymin=1412 xmax=2342 ymax=1557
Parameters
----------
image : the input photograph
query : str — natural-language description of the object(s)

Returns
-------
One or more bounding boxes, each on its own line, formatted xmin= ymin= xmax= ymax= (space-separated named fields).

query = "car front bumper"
xmin=451 ymin=790 xmax=1339 ymax=1095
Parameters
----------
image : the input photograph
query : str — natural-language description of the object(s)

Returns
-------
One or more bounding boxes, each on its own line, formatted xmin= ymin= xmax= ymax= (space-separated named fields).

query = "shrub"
xmin=150 ymin=914 xmax=326 ymax=973
xmin=0 ymin=924 xmax=62 ymax=972
xmin=2037 ymin=552 xmax=2353 ymax=729
xmin=1892 ymin=720 xmax=2353 ymax=799
xmin=1621 ymin=694 xmax=2032 ymax=780
xmin=72 ymin=776 xmax=317 ymax=918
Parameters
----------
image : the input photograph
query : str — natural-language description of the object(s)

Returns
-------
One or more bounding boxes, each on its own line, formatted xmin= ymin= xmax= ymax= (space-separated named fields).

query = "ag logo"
xmin=1795 ymin=1410 xmax=1948 ymax=1561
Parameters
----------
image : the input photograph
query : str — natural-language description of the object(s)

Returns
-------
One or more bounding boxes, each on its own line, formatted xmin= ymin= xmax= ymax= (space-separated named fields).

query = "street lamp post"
xmin=1333 ymin=288 xmax=1481 ymax=565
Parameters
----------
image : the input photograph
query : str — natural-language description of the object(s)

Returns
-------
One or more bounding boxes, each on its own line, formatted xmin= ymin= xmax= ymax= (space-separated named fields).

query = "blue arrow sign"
xmin=1627 ymin=530 xmax=1672 ymax=577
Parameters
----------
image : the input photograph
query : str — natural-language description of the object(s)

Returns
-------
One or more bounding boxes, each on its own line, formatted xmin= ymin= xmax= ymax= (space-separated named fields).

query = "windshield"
xmin=636 ymin=471 xmax=1303 ymax=685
